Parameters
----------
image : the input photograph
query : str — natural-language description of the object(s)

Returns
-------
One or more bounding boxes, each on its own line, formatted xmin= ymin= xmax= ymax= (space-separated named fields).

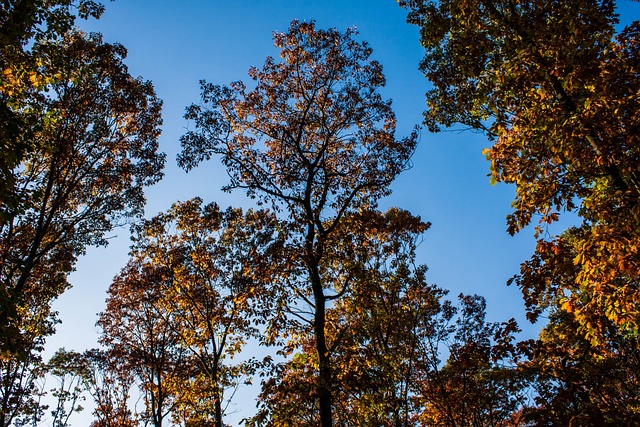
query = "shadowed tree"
xmin=400 ymin=0 xmax=640 ymax=343
xmin=0 ymin=0 xmax=106 ymax=224
xmin=179 ymin=20 xmax=418 ymax=427
xmin=412 ymin=294 xmax=528 ymax=427
xmin=0 ymin=28 xmax=163 ymax=425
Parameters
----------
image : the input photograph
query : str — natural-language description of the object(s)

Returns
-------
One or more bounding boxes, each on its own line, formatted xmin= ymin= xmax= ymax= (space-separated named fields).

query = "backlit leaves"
xmin=401 ymin=0 xmax=640 ymax=341
xmin=180 ymin=20 xmax=419 ymax=427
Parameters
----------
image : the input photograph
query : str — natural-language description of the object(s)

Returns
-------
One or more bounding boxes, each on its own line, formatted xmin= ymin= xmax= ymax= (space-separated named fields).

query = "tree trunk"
xmin=310 ymin=257 xmax=332 ymax=427
xmin=214 ymin=368 xmax=223 ymax=427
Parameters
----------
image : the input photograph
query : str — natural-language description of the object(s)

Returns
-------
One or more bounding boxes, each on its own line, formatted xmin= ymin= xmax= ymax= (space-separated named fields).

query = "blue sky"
xmin=44 ymin=0 xmax=639 ymax=423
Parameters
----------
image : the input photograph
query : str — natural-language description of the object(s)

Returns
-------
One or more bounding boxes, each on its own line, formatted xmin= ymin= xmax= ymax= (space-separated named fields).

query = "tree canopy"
xmin=3 ymin=1 xmax=640 ymax=426
xmin=180 ymin=20 xmax=419 ymax=427
xmin=400 ymin=0 xmax=640 ymax=342
xmin=0 ymin=3 xmax=163 ymax=425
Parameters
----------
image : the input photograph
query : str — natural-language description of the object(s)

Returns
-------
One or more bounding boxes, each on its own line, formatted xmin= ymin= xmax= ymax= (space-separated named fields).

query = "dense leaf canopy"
xmin=400 ymin=0 xmax=640 ymax=342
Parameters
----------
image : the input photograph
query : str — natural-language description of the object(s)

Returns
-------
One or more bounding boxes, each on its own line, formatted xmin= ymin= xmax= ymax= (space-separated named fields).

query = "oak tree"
xmin=400 ymin=0 xmax=640 ymax=341
xmin=180 ymin=20 xmax=418 ymax=427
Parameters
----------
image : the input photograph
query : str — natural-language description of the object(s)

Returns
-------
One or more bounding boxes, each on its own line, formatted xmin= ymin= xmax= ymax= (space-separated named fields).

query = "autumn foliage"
xmin=401 ymin=0 xmax=640 ymax=424
xmin=2 ymin=1 xmax=640 ymax=426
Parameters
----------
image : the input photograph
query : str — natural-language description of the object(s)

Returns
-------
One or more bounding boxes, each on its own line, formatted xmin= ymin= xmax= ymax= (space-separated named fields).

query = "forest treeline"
xmin=1 ymin=1 xmax=639 ymax=426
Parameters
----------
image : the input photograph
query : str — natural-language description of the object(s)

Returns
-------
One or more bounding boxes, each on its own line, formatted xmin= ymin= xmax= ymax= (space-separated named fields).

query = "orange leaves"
xmin=179 ymin=22 xmax=423 ymax=426
xmin=180 ymin=20 xmax=418 ymax=226
xmin=100 ymin=199 xmax=286 ymax=426
xmin=403 ymin=0 xmax=640 ymax=341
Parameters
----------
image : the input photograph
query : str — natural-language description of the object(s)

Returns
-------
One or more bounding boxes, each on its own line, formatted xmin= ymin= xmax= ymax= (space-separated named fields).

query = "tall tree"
xmin=249 ymin=209 xmax=437 ymax=427
xmin=253 ymin=257 xmax=527 ymax=426
xmin=46 ymin=349 xmax=90 ymax=427
xmin=399 ymin=0 xmax=640 ymax=341
xmin=180 ymin=20 xmax=418 ymax=427
xmin=0 ymin=28 xmax=163 ymax=425
xmin=0 ymin=28 xmax=164 ymax=355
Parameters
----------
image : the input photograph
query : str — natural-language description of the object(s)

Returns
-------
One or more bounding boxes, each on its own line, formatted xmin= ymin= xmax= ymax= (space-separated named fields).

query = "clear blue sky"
xmin=45 ymin=0 xmax=639 ymax=424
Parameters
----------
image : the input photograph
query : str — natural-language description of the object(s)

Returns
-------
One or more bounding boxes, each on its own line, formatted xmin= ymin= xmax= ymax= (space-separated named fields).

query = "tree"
xmin=81 ymin=349 xmax=137 ymax=427
xmin=0 ymin=340 xmax=47 ymax=427
xmin=180 ymin=20 xmax=418 ymax=427
xmin=0 ymin=26 xmax=163 ymax=425
xmin=514 ymin=243 xmax=640 ymax=425
xmin=98 ymin=257 xmax=185 ymax=427
xmin=46 ymin=349 xmax=91 ymax=427
xmin=413 ymin=294 xmax=528 ymax=427
xmin=399 ymin=0 xmax=640 ymax=341
xmin=0 ymin=28 xmax=164 ymax=354
xmin=252 ymin=256 xmax=528 ymax=426
xmin=0 ymin=0 xmax=106 ymax=222
xmin=125 ymin=198 xmax=282 ymax=427
xmin=249 ymin=208 xmax=434 ymax=427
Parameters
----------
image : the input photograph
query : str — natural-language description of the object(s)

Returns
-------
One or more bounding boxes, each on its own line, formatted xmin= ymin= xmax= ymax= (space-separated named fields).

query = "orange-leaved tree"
xmin=400 ymin=0 xmax=640 ymax=343
xmin=179 ymin=20 xmax=418 ymax=427
xmin=121 ymin=198 xmax=283 ymax=427
xmin=0 ymin=0 xmax=106 ymax=224
xmin=251 ymin=210 xmax=528 ymax=426
xmin=98 ymin=258 xmax=185 ymax=427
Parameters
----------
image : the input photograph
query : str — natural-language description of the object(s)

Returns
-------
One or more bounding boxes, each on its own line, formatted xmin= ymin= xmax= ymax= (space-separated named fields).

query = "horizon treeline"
xmin=1 ymin=1 xmax=639 ymax=426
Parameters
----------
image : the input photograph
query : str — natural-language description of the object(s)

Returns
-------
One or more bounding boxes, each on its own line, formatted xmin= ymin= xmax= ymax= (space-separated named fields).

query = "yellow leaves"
xmin=566 ymin=219 xmax=640 ymax=340
xmin=1 ymin=64 xmax=63 ymax=101
xmin=1 ymin=67 xmax=27 ymax=98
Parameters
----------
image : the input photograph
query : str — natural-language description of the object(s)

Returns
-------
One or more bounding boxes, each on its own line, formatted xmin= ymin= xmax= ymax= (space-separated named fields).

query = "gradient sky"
xmin=43 ymin=0 xmax=639 ymax=424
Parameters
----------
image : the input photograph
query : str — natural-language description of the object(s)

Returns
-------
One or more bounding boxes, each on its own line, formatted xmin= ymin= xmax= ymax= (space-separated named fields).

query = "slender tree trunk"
xmin=214 ymin=368 xmax=223 ymax=427
xmin=312 ymin=269 xmax=332 ymax=427
xmin=307 ymin=236 xmax=333 ymax=427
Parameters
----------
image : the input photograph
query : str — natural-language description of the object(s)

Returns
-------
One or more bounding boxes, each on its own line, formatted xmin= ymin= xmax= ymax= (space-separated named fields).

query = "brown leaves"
xmin=180 ymin=20 xmax=418 ymax=225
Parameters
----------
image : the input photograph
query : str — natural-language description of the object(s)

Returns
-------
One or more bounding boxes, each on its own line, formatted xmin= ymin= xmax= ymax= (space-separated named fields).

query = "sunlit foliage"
xmin=180 ymin=20 xmax=419 ymax=427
